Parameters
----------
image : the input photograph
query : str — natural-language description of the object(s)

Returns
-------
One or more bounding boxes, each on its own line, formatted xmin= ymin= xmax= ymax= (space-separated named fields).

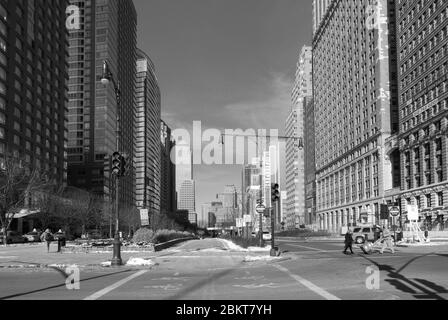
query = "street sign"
xmin=389 ymin=206 xmax=400 ymax=217
xmin=140 ymin=209 xmax=149 ymax=226
xmin=256 ymin=205 xmax=266 ymax=214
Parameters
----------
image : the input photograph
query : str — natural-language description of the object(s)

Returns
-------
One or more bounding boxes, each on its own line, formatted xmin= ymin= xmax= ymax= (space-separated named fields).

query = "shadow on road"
xmin=166 ymin=263 xmax=244 ymax=300
xmin=360 ymin=253 xmax=447 ymax=300
xmin=0 ymin=268 xmax=134 ymax=300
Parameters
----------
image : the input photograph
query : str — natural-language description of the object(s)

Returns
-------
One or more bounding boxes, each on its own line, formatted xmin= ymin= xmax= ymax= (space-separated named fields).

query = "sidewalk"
xmin=0 ymin=239 xmax=276 ymax=269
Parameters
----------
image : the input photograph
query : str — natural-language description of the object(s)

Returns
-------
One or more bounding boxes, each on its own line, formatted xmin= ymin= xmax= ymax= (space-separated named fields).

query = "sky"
xmin=134 ymin=0 xmax=313 ymax=209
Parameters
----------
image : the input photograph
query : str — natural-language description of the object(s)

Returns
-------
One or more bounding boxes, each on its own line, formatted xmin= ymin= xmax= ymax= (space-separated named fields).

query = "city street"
xmin=0 ymin=238 xmax=447 ymax=300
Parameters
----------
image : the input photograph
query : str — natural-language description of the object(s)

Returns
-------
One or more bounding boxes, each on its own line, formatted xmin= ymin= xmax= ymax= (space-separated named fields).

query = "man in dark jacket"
xmin=343 ymin=229 xmax=354 ymax=255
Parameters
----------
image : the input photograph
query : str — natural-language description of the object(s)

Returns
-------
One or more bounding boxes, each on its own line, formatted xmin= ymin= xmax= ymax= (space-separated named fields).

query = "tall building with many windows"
xmin=0 ymin=0 xmax=69 ymax=184
xmin=285 ymin=46 xmax=312 ymax=230
xmin=178 ymin=179 xmax=196 ymax=223
xmin=66 ymin=0 xmax=137 ymax=209
xmin=313 ymin=0 xmax=399 ymax=232
xmin=393 ymin=0 xmax=448 ymax=230
xmin=134 ymin=49 xmax=161 ymax=216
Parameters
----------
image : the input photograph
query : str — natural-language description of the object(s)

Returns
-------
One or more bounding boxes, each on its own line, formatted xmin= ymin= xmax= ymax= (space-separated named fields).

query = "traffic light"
xmin=111 ymin=152 xmax=122 ymax=176
xmin=120 ymin=154 xmax=127 ymax=176
xmin=271 ymin=183 xmax=280 ymax=203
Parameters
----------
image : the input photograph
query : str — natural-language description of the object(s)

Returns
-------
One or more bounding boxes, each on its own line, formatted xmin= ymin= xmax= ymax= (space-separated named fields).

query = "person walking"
xmin=343 ymin=229 xmax=354 ymax=255
xmin=380 ymin=226 xmax=395 ymax=254
xmin=40 ymin=229 xmax=53 ymax=253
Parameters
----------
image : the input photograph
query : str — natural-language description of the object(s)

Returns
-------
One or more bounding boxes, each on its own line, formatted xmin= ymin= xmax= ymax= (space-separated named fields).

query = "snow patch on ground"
xmin=100 ymin=261 xmax=111 ymax=267
xmin=126 ymin=258 xmax=155 ymax=267
xmin=243 ymin=256 xmax=283 ymax=262
xmin=218 ymin=239 xmax=272 ymax=252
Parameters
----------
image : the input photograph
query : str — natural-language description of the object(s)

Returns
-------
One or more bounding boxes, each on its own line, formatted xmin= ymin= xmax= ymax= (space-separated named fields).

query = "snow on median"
xmin=243 ymin=256 xmax=284 ymax=262
xmin=218 ymin=239 xmax=272 ymax=252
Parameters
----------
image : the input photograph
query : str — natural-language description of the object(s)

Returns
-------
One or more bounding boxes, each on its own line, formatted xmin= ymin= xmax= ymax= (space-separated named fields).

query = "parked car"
xmin=24 ymin=231 xmax=42 ymax=242
xmin=251 ymin=231 xmax=272 ymax=241
xmin=0 ymin=231 xmax=27 ymax=244
xmin=352 ymin=226 xmax=382 ymax=244
xmin=262 ymin=231 xmax=272 ymax=241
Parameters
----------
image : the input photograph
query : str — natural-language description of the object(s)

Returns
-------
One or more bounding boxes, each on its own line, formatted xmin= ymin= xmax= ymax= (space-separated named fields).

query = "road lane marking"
xmin=273 ymin=264 xmax=340 ymax=300
xmin=84 ymin=270 xmax=148 ymax=300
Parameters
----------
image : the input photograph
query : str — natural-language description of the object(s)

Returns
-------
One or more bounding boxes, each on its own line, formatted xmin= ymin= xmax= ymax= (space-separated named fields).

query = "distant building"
xmin=285 ymin=46 xmax=312 ymax=230
xmin=178 ymin=179 xmax=196 ymax=215
xmin=134 ymin=49 xmax=161 ymax=216
xmin=304 ymin=98 xmax=316 ymax=227
xmin=160 ymin=120 xmax=176 ymax=213
xmin=312 ymin=0 xmax=332 ymax=36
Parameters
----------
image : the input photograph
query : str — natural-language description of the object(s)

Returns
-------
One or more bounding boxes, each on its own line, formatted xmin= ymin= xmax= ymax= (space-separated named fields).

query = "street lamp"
xmin=101 ymin=60 xmax=122 ymax=266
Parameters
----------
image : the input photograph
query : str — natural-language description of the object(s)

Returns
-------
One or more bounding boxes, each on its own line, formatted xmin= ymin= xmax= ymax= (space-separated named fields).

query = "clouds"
xmin=221 ymin=71 xmax=293 ymax=131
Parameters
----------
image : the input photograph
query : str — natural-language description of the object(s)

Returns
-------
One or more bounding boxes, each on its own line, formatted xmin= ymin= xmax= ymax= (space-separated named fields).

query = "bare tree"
xmin=0 ymin=153 xmax=51 ymax=244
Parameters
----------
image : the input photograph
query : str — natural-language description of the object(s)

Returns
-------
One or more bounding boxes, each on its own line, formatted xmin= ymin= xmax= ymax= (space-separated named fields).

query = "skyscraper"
xmin=160 ymin=120 xmax=176 ymax=213
xmin=313 ymin=0 xmax=332 ymax=36
xmin=313 ymin=0 xmax=398 ymax=232
xmin=66 ymin=0 xmax=137 ymax=209
xmin=0 ymin=1 xmax=69 ymax=184
xmin=304 ymin=98 xmax=316 ymax=227
xmin=134 ymin=49 xmax=161 ymax=216
xmin=285 ymin=46 xmax=312 ymax=230
xmin=394 ymin=0 xmax=448 ymax=230
xmin=178 ymin=179 xmax=196 ymax=223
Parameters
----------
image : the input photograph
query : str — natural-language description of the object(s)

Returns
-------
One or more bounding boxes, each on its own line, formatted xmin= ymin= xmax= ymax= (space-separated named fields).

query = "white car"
xmin=262 ymin=231 xmax=272 ymax=241
xmin=251 ymin=231 xmax=272 ymax=240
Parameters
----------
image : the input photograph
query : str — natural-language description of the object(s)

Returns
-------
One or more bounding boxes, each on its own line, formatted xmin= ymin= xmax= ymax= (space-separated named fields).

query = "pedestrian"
xmin=343 ymin=229 xmax=354 ymax=255
xmin=40 ymin=229 xmax=53 ymax=253
xmin=380 ymin=227 xmax=395 ymax=254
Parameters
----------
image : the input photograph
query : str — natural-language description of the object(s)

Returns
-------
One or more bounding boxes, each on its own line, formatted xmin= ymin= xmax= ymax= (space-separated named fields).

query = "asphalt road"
xmin=0 ymin=238 xmax=447 ymax=300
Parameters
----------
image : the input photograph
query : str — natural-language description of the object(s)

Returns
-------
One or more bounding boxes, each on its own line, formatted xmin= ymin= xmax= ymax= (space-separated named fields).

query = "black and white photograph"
xmin=0 ymin=0 xmax=448 ymax=306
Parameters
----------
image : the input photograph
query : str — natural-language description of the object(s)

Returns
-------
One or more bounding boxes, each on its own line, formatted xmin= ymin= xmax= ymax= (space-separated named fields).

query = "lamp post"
xmin=101 ymin=60 xmax=122 ymax=266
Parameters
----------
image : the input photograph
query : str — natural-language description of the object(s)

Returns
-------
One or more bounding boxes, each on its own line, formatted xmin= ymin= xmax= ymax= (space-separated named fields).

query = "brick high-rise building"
xmin=313 ymin=0 xmax=399 ymax=232
xmin=66 ymin=0 xmax=137 ymax=210
xmin=0 ymin=0 xmax=69 ymax=184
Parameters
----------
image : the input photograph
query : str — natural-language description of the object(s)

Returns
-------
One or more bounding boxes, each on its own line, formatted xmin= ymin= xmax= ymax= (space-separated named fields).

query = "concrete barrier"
xmin=154 ymin=237 xmax=197 ymax=252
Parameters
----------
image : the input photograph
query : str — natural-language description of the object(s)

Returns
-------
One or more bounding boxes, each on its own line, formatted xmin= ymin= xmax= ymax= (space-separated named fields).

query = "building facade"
xmin=134 ymin=49 xmax=161 ymax=216
xmin=285 ymin=46 xmax=312 ymax=230
xmin=304 ymin=97 xmax=317 ymax=227
xmin=313 ymin=0 xmax=399 ymax=232
xmin=393 ymin=0 xmax=448 ymax=231
xmin=66 ymin=0 xmax=137 ymax=209
xmin=160 ymin=120 xmax=176 ymax=213
xmin=0 ymin=0 xmax=69 ymax=184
